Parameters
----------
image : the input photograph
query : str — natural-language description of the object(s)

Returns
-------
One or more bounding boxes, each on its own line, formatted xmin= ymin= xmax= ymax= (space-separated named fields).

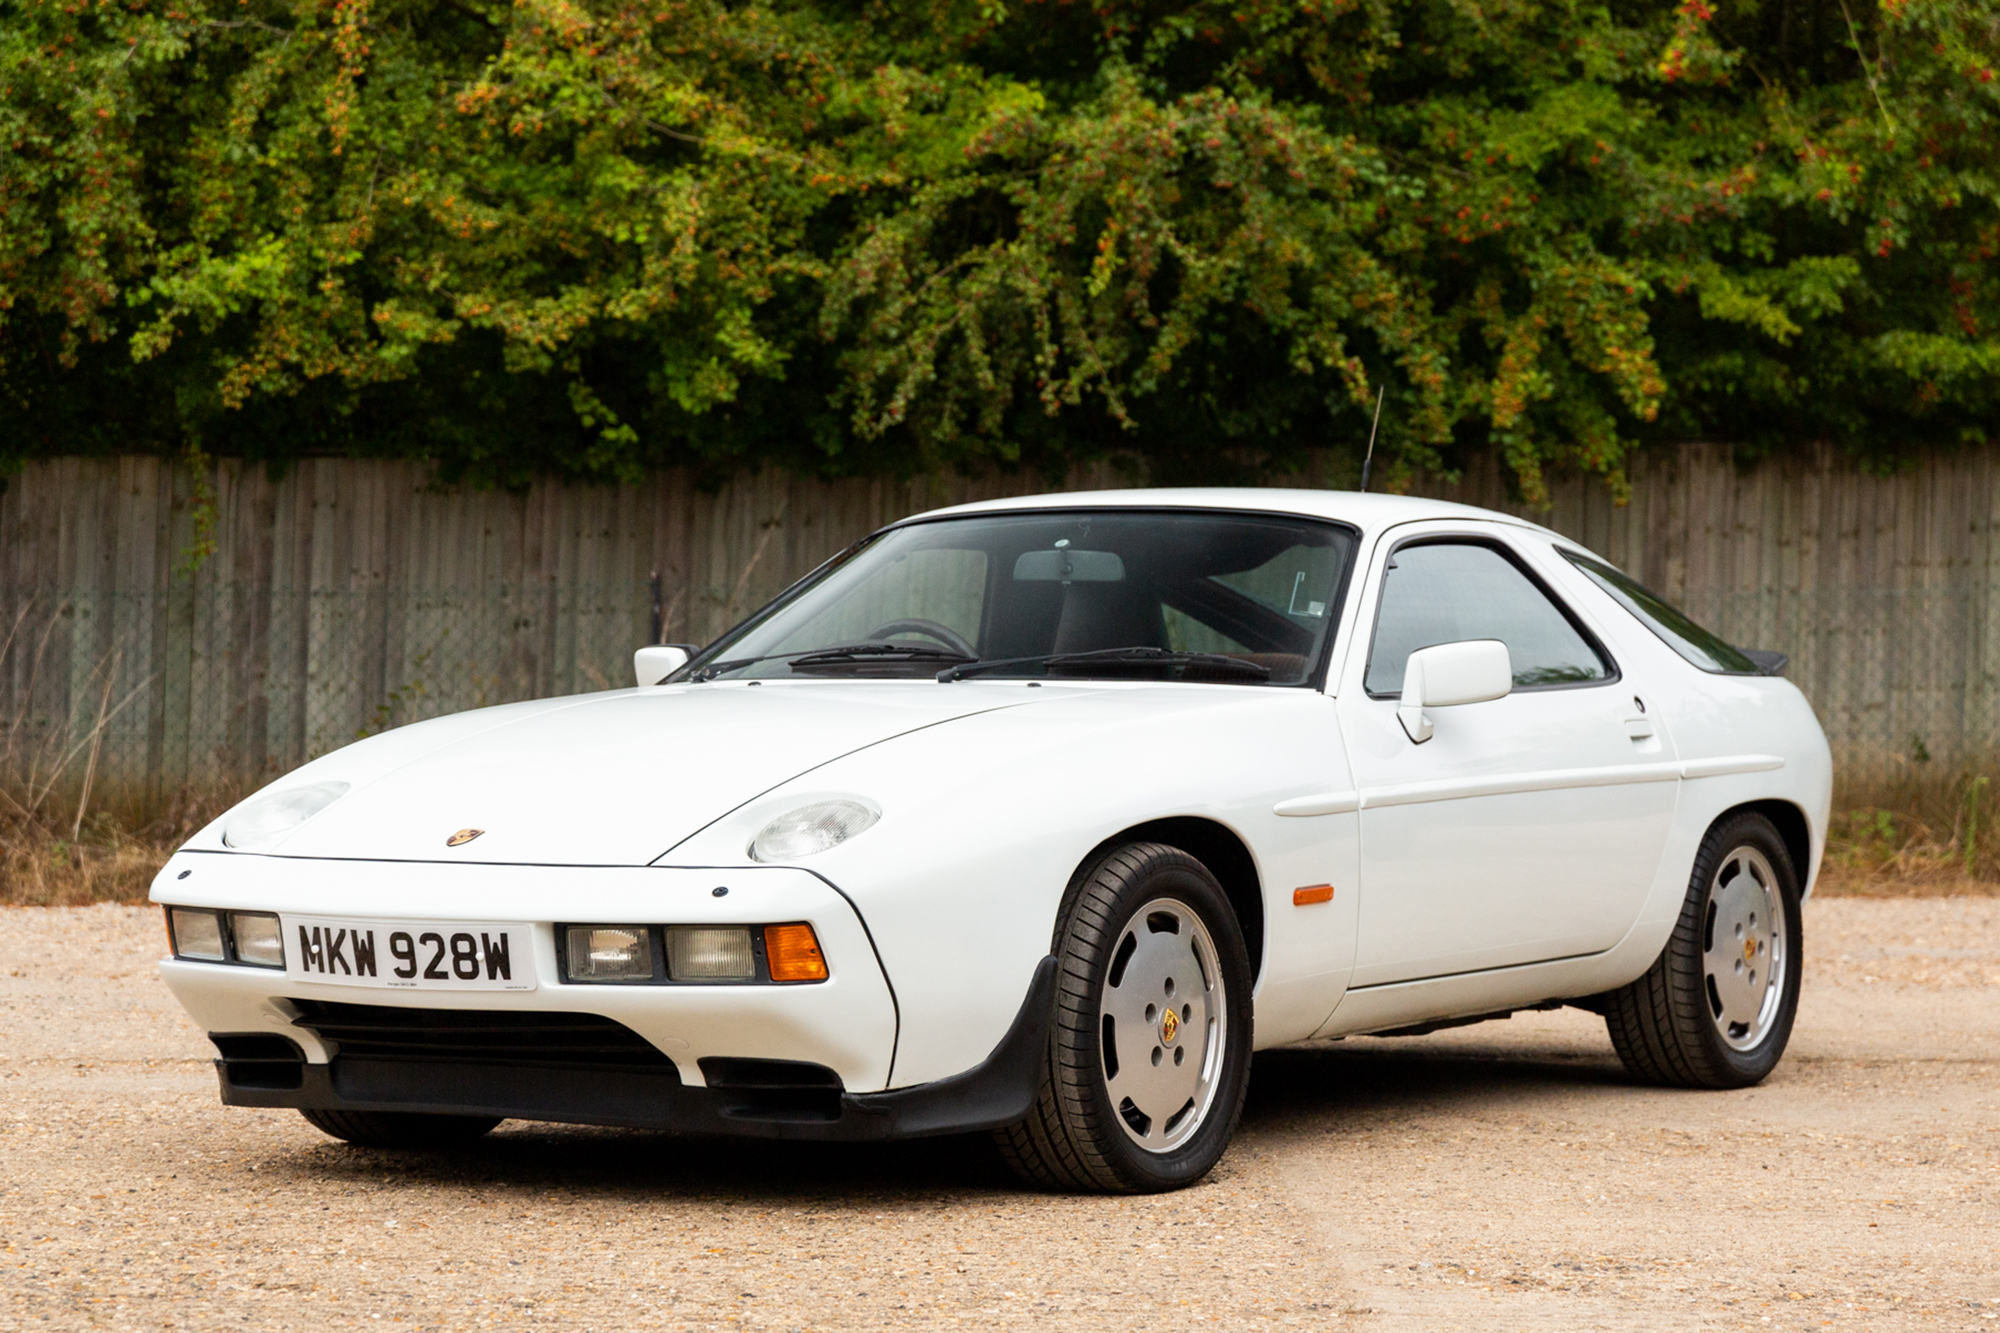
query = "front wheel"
xmin=995 ymin=842 xmax=1254 ymax=1193
xmin=1602 ymin=811 xmax=1804 ymax=1089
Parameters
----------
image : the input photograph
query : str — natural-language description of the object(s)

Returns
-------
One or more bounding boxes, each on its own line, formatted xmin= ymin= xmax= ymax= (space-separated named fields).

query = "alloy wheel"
xmin=1097 ymin=896 xmax=1228 ymax=1153
xmin=1701 ymin=845 xmax=1789 ymax=1051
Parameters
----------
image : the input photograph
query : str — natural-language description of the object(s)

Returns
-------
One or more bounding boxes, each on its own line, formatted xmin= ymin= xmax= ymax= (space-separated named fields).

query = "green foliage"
xmin=1 ymin=0 xmax=1995 ymax=494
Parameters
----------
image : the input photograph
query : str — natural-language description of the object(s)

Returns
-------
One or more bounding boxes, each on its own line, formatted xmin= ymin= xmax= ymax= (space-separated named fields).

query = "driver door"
xmin=1333 ymin=524 xmax=1680 ymax=988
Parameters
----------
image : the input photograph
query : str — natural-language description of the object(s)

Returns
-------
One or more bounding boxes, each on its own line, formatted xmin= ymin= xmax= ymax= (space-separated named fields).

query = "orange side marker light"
xmin=764 ymin=923 xmax=829 ymax=982
xmin=1293 ymin=884 xmax=1335 ymax=906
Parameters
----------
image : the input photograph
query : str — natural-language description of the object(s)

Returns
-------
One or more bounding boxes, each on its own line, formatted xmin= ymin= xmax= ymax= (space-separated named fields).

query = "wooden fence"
xmin=3 ymin=446 xmax=1996 ymax=808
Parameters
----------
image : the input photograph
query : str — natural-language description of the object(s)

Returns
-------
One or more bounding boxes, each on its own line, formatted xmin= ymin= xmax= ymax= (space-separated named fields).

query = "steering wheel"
xmin=866 ymin=619 xmax=977 ymax=658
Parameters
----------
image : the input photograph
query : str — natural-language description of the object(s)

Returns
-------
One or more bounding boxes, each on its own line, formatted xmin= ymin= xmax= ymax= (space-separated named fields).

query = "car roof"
xmin=899 ymin=487 xmax=1563 ymax=543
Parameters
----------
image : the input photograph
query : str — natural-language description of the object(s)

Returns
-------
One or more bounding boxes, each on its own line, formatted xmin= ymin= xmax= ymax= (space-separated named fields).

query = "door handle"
xmin=1625 ymin=694 xmax=1654 ymax=740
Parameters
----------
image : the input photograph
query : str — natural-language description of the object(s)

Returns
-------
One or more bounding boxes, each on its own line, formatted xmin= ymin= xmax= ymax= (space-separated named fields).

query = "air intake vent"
xmin=288 ymin=1000 xmax=677 ymax=1074
xmin=699 ymin=1057 xmax=844 ymax=1122
xmin=209 ymin=1032 xmax=307 ymax=1090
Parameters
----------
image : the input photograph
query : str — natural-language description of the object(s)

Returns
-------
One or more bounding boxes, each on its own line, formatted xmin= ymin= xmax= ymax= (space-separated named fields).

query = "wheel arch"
xmin=1072 ymin=818 xmax=1266 ymax=984
xmin=1722 ymin=798 xmax=1814 ymax=894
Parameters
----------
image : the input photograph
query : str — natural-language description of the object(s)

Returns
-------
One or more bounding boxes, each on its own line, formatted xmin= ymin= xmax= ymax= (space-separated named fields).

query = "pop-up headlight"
xmin=222 ymin=781 xmax=351 ymax=852
xmin=748 ymin=799 xmax=879 ymax=862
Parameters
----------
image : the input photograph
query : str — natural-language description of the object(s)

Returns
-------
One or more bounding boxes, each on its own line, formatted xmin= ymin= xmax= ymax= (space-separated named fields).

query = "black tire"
xmin=299 ymin=1107 xmax=501 ymax=1149
xmin=994 ymin=841 xmax=1255 ymax=1193
xmin=1602 ymin=811 xmax=1804 ymax=1089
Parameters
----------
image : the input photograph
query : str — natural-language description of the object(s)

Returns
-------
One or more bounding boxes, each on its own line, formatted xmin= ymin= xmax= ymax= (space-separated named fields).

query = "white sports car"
xmin=154 ymin=489 xmax=1830 ymax=1192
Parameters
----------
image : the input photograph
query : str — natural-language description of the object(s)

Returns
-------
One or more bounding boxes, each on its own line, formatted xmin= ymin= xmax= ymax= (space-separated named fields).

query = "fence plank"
xmin=5 ymin=447 xmax=1999 ymax=806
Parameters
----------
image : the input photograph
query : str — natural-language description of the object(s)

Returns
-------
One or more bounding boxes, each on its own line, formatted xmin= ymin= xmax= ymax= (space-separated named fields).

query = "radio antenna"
xmin=1358 ymin=384 xmax=1386 ymax=493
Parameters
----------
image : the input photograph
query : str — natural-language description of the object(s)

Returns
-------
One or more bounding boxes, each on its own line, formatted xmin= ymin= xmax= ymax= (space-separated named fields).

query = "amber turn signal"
xmin=1293 ymin=884 xmax=1335 ymax=906
xmin=764 ymin=923 xmax=829 ymax=982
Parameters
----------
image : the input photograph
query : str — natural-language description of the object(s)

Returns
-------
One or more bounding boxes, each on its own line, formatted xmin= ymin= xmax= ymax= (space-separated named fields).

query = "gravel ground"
xmin=3 ymin=899 xmax=1997 ymax=1332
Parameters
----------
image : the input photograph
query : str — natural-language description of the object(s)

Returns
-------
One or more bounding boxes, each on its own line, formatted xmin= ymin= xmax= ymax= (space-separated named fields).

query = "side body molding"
xmin=1273 ymin=755 xmax=1785 ymax=816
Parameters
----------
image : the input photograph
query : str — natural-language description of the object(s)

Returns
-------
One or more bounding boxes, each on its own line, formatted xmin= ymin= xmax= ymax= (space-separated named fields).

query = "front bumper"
xmin=155 ymin=852 xmax=1053 ymax=1139
xmin=209 ymin=957 xmax=1054 ymax=1141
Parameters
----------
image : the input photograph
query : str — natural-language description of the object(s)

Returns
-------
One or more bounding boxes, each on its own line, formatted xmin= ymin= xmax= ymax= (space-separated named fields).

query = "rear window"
xmin=1562 ymin=551 xmax=1759 ymax=674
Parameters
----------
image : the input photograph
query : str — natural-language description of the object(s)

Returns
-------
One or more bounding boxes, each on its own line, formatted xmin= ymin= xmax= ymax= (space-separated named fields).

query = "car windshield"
xmin=682 ymin=509 xmax=1357 ymax=685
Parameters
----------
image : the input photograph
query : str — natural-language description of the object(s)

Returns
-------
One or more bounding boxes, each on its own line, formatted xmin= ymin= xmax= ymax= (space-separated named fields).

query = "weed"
xmin=1 ymin=795 xmax=232 ymax=906
xmin=1817 ymin=773 xmax=1998 ymax=896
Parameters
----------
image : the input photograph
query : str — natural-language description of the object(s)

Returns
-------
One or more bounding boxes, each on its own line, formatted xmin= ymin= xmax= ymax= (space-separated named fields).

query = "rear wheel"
xmin=1602 ymin=811 xmax=1803 ymax=1089
xmin=995 ymin=842 xmax=1254 ymax=1193
xmin=299 ymin=1108 xmax=501 ymax=1149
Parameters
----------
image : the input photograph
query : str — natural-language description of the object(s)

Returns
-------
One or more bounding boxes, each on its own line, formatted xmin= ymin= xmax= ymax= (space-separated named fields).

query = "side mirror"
xmin=634 ymin=644 xmax=695 ymax=687
xmin=1397 ymin=640 xmax=1512 ymax=743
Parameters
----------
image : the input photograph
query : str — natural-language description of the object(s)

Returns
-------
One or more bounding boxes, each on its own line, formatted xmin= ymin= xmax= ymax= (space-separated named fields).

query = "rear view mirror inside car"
xmin=1013 ymin=548 xmax=1125 ymax=582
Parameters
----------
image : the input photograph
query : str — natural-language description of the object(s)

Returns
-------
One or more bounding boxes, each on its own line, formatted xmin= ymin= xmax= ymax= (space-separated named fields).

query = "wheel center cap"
xmin=1743 ymin=937 xmax=1757 ymax=964
xmin=1160 ymin=1009 xmax=1180 ymax=1044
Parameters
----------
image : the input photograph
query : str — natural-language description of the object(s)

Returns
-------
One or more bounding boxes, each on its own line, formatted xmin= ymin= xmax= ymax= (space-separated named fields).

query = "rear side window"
xmin=1366 ymin=541 xmax=1614 ymax=696
xmin=1561 ymin=551 xmax=1759 ymax=674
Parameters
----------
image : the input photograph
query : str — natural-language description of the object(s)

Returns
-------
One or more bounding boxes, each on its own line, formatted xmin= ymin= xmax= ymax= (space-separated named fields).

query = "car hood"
xmin=242 ymin=684 xmax=1025 ymax=866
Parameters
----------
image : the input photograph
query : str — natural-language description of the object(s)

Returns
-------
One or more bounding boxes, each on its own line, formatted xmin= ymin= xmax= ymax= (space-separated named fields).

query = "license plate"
xmin=281 ymin=916 xmax=537 ymax=991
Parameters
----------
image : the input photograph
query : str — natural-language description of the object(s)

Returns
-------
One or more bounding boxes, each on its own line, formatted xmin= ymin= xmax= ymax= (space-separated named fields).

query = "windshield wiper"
xmin=789 ymin=642 xmax=975 ymax=668
xmin=937 ymin=647 xmax=1272 ymax=683
xmin=690 ymin=641 xmax=974 ymax=681
xmin=689 ymin=654 xmax=785 ymax=681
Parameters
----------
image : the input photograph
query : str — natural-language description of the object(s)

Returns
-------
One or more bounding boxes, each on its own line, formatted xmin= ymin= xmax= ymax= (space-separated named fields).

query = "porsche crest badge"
xmin=446 ymin=828 xmax=485 ymax=847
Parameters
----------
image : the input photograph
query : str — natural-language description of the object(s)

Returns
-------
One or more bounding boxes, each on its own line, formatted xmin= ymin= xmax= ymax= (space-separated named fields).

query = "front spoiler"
xmin=217 ymin=956 xmax=1057 ymax=1142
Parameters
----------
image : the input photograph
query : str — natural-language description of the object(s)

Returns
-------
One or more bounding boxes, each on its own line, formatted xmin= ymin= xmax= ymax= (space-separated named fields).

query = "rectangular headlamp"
xmin=168 ymin=907 xmax=227 ymax=961
xmin=565 ymin=925 xmax=657 ymax=983
xmin=229 ymin=912 xmax=285 ymax=968
xmin=666 ymin=927 xmax=756 ymax=982
xmin=166 ymin=907 xmax=286 ymax=968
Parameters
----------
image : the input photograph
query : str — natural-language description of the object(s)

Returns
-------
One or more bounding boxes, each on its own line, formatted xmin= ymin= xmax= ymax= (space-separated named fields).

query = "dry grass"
xmin=1812 ymin=772 xmax=2000 ymax=897
xmin=1 ymin=793 xmax=232 ymax=906
xmin=1812 ymin=799 xmax=2000 ymax=897
xmin=0 ymin=601 xmax=199 ymax=905
xmin=5 ymin=785 xmax=1994 ymax=906
xmin=2 ymin=824 xmax=173 ymax=906
xmin=0 ymin=599 xmax=268 ymax=905
xmin=1813 ymin=864 xmax=1999 ymax=896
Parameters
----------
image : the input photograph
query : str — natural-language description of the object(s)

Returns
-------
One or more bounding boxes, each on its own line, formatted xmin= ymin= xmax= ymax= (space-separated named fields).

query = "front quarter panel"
xmin=663 ymin=683 xmax=1362 ymax=1087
